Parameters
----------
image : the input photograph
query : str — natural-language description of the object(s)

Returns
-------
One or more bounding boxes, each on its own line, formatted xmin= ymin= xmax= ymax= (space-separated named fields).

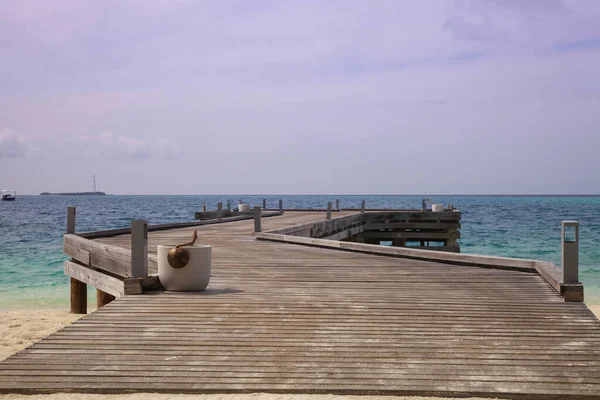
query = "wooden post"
xmin=336 ymin=199 xmax=340 ymax=211
xmin=254 ymin=206 xmax=262 ymax=233
xmin=263 ymin=199 xmax=267 ymax=209
xmin=326 ymin=202 xmax=332 ymax=220
xmin=67 ymin=206 xmax=76 ymax=234
xmin=96 ymin=290 xmax=115 ymax=308
xmin=279 ymin=199 xmax=283 ymax=213
xmin=67 ymin=207 xmax=86 ymax=314
xmin=202 ymin=204 xmax=206 ymax=212
xmin=131 ymin=220 xmax=148 ymax=278
xmin=360 ymin=200 xmax=365 ymax=213
xmin=70 ymin=277 xmax=87 ymax=314
xmin=226 ymin=200 xmax=231 ymax=212
xmin=217 ymin=202 xmax=223 ymax=220
xmin=562 ymin=221 xmax=579 ymax=284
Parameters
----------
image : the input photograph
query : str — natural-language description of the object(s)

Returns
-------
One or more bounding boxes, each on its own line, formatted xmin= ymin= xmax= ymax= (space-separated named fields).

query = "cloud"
xmin=418 ymin=99 xmax=447 ymax=105
xmin=78 ymin=132 xmax=149 ymax=160
xmin=547 ymin=37 xmax=600 ymax=54
xmin=447 ymin=50 xmax=488 ymax=62
xmin=0 ymin=129 xmax=27 ymax=158
xmin=484 ymin=0 xmax=566 ymax=15
xmin=443 ymin=15 xmax=500 ymax=42
xmin=156 ymin=138 xmax=185 ymax=159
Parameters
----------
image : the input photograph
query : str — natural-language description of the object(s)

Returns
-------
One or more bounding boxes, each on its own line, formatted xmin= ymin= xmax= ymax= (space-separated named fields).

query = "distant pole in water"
xmin=93 ymin=174 xmax=97 ymax=192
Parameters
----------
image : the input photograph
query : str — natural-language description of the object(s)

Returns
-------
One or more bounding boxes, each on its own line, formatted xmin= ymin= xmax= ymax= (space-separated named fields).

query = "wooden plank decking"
xmin=1 ymin=211 xmax=600 ymax=398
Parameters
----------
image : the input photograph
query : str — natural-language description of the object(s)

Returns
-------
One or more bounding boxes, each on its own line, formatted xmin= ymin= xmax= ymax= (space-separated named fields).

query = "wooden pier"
xmin=0 ymin=207 xmax=599 ymax=398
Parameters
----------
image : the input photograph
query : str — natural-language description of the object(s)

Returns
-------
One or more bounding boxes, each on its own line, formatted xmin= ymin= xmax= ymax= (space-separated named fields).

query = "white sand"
xmin=0 ymin=308 xmax=83 ymax=361
xmin=3 ymin=304 xmax=599 ymax=400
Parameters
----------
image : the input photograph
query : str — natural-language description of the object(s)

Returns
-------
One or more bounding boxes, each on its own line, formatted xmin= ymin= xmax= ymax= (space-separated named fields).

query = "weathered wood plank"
xmin=361 ymin=231 xmax=461 ymax=239
xmin=365 ymin=222 xmax=462 ymax=230
xmin=255 ymin=232 xmax=537 ymax=272
xmin=64 ymin=234 xmax=132 ymax=277
xmin=64 ymin=260 xmax=126 ymax=297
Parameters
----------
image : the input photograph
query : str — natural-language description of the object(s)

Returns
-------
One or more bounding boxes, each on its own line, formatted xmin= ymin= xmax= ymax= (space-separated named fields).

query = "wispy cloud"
xmin=547 ymin=38 xmax=600 ymax=54
xmin=443 ymin=15 xmax=500 ymax=42
xmin=447 ymin=50 xmax=488 ymax=63
xmin=77 ymin=132 xmax=149 ymax=160
xmin=418 ymin=99 xmax=447 ymax=105
xmin=0 ymin=129 xmax=27 ymax=158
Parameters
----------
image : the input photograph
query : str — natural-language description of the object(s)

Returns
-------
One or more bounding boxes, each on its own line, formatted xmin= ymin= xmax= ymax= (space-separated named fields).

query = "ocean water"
xmin=1 ymin=195 xmax=599 ymax=308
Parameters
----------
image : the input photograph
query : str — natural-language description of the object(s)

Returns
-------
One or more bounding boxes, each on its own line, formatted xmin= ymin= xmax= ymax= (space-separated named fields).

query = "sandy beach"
xmin=1 ymin=305 xmax=599 ymax=400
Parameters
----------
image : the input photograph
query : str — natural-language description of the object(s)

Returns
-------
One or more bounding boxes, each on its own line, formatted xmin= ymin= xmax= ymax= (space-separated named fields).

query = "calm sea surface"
xmin=1 ymin=195 xmax=599 ymax=308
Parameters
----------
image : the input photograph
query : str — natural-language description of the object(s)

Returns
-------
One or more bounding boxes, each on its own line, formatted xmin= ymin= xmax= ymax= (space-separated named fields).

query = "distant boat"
xmin=39 ymin=191 xmax=106 ymax=196
xmin=1 ymin=190 xmax=16 ymax=201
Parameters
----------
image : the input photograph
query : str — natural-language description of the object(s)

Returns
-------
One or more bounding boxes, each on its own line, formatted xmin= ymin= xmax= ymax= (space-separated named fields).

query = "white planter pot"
xmin=238 ymin=203 xmax=250 ymax=212
xmin=432 ymin=204 xmax=444 ymax=212
xmin=157 ymin=245 xmax=212 ymax=291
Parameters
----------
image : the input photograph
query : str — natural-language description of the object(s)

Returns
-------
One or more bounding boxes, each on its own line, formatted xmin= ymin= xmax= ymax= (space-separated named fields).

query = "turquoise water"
xmin=1 ymin=195 xmax=599 ymax=308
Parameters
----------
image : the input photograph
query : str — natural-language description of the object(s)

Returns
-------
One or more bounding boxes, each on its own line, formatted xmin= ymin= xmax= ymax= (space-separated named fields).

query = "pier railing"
xmin=63 ymin=206 xmax=282 ymax=313
xmin=63 ymin=200 xmax=583 ymax=316
xmin=253 ymin=209 xmax=583 ymax=302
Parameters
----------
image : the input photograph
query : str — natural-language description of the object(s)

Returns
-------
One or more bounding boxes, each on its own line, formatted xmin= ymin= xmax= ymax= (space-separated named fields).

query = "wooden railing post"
xmin=279 ymin=199 xmax=283 ymax=213
xmin=202 ymin=204 xmax=206 ymax=212
xmin=326 ymin=202 xmax=332 ymax=220
xmin=562 ymin=221 xmax=579 ymax=284
xmin=67 ymin=206 xmax=86 ymax=314
xmin=336 ymin=199 xmax=340 ymax=211
xmin=131 ymin=220 xmax=148 ymax=278
xmin=217 ymin=202 xmax=223 ymax=221
xmin=254 ymin=206 xmax=262 ymax=233
xmin=226 ymin=200 xmax=231 ymax=212
xmin=67 ymin=206 xmax=76 ymax=234
xmin=562 ymin=221 xmax=582 ymax=302
xmin=361 ymin=200 xmax=365 ymax=213
xmin=263 ymin=198 xmax=267 ymax=209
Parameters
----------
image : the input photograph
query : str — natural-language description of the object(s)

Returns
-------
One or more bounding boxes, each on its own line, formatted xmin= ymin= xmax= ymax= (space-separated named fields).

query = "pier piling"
xmin=67 ymin=207 xmax=76 ymax=234
xmin=562 ymin=221 xmax=582 ymax=302
xmin=254 ymin=206 xmax=262 ymax=233
xmin=217 ymin=202 xmax=223 ymax=221
xmin=130 ymin=220 xmax=148 ymax=278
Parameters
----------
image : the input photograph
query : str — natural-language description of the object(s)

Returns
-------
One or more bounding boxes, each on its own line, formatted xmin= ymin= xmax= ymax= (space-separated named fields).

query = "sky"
xmin=0 ymin=0 xmax=599 ymax=195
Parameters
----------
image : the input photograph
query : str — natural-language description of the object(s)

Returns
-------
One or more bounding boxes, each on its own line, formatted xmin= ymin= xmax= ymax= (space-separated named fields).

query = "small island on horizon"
xmin=39 ymin=191 xmax=107 ymax=196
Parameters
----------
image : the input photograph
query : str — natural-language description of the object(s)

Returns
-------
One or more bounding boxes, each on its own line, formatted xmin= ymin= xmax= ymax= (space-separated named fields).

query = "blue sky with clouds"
xmin=1 ymin=0 xmax=599 ymax=194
